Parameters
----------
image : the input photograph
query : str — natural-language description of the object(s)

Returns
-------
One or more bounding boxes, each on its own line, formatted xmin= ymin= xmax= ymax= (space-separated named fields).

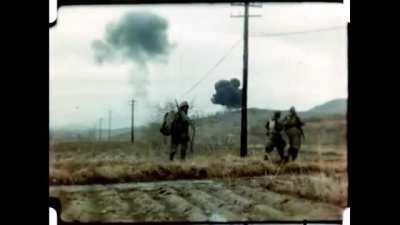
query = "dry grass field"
xmin=49 ymin=112 xmax=347 ymax=222
xmin=50 ymin=141 xmax=346 ymax=222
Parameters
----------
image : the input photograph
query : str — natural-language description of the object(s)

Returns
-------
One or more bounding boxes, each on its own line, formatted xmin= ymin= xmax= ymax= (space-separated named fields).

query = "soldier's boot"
xmin=279 ymin=155 xmax=289 ymax=164
xmin=290 ymin=148 xmax=299 ymax=161
xmin=283 ymin=156 xmax=289 ymax=163
xmin=277 ymin=147 xmax=288 ymax=163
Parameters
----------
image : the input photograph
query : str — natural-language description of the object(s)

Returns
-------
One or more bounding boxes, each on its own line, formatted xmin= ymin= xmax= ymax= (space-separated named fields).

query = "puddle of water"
xmin=209 ymin=212 xmax=227 ymax=222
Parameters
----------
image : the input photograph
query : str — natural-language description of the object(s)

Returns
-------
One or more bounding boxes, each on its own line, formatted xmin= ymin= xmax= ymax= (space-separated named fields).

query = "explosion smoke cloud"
xmin=92 ymin=11 xmax=174 ymax=97
xmin=211 ymin=78 xmax=242 ymax=109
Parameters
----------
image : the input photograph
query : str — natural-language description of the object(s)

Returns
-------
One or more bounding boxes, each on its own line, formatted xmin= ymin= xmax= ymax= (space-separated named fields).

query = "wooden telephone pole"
xmin=241 ymin=1 xmax=249 ymax=157
xmin=231 ymin=1 xmax=262 ymax=157
xmin=131 ymin=99 xmax=135 ymax=143
xmin=98 ymin=117 xmax=103 ymax=141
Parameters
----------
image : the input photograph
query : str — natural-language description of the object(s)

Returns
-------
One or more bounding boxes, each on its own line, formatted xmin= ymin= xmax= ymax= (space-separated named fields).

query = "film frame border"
xmin=49 ymin=1 xmax=351 ymax=224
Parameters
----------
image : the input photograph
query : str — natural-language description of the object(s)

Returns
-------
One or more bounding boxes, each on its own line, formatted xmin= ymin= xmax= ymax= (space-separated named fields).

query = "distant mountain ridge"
xmin=51 ymin=98 xmax=347 ymax=142
xmin=244 ymin=98 xmax=347 ymax=119
xmin=306 ymin=98 xmax=347 ymax=115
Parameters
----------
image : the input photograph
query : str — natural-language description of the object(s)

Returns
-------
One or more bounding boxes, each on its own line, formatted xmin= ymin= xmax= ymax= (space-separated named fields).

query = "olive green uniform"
xmin=283 ymin=114 xmax=304 ymax=161
xmin=265 ymin=117 xmax=287 ymax=161
xmin=170 ymin=110 xmax=194 ymax=161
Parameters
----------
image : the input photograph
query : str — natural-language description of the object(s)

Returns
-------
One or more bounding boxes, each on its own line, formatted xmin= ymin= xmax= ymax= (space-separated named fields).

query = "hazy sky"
xmin=50 ymin=3 xmax=348 ymax=129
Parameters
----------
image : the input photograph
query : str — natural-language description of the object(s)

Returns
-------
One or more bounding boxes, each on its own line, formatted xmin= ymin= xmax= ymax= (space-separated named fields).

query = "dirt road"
xmin=50 ymin=175 xmax=344 ymax=222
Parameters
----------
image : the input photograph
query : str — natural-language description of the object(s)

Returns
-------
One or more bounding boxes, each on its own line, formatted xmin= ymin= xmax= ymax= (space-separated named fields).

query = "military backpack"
xmin=160 ymin=111 xmax=177 ymax=136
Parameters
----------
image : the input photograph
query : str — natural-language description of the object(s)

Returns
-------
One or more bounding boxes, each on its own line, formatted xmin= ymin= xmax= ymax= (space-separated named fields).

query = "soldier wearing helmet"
xmin=264 ymin=111 xmax=287 ymax=162
xmin=169 ymin=101 xmax=194 ymax=161
xmin=283 ymin=106 xmax=305 ymax=161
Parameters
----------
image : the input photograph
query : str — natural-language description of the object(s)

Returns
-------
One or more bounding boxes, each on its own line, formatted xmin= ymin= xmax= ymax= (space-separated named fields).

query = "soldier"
xmin=265 ymin=111 xmax=287 ymax=162
xmin=283 ymin=106 xmax=305 ymax=161
xmin=169 ymin=101 xmax=195 ymax=161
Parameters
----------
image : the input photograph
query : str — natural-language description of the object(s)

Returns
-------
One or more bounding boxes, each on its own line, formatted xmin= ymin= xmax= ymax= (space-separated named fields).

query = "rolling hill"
xmin=51 ymin=98 xmax=347 ymax=142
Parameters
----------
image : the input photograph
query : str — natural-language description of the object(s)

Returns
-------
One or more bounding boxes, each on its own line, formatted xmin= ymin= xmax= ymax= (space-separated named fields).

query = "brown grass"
xmin=262 ymin=173 xmax=348 ymax=207
xmin=49 ymin=153 xmax=346 ymax=185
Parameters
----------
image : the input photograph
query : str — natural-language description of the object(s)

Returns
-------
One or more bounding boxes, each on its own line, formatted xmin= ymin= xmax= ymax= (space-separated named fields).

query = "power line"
xmin=181 ymin=38 xmax=242 ymax=96
xmin=252 ymin=25 xmax=346 ymax=37
xmin=180 ymin=26 xmax=346 ymax=97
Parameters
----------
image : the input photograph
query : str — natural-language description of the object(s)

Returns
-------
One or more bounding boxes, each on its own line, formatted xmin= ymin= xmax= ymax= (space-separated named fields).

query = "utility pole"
xmin=131 ymin=99 xmax=135 ymax=144
xmin=93 ymin=122 xmax=97 ymax=141
xmin=241 ymin=1 xmax=249 ymax=158
xmin=231 ymin=1 xmax=262 ymax=157
xmin=108 ymin=110 xmax=112 ymax=141
xmin=98 ymin=117 xmax=103 ymax=141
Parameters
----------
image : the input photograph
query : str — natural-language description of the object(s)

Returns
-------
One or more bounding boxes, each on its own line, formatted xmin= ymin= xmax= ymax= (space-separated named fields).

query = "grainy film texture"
xmin=49 ymin=3 xmax=348 ymax=222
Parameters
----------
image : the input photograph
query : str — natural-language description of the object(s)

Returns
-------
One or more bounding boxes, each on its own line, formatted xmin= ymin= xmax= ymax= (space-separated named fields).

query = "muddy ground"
xmin=49 ymin=142 xmax=347 ymax=222
xmin=50 ymin=174 xmax=345 ymax=222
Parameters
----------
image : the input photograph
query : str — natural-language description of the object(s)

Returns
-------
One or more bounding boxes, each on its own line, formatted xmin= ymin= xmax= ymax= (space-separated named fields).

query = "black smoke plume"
xmin=92 ymin=11 xmax=173 ymax=66
xmin=211 ymin=78 xmax=242 ymax=109
xmin=91 ymin=11 xmax=174 ymax=97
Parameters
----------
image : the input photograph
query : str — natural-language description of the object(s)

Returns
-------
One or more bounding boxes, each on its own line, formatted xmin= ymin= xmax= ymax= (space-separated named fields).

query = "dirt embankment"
xmin=50 ymin=153 xmax=346 ymax=185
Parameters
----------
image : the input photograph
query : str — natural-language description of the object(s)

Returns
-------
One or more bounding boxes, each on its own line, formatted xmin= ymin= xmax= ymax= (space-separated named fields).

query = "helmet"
xmin=179 ymin=101 xmax=189 ymax=108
